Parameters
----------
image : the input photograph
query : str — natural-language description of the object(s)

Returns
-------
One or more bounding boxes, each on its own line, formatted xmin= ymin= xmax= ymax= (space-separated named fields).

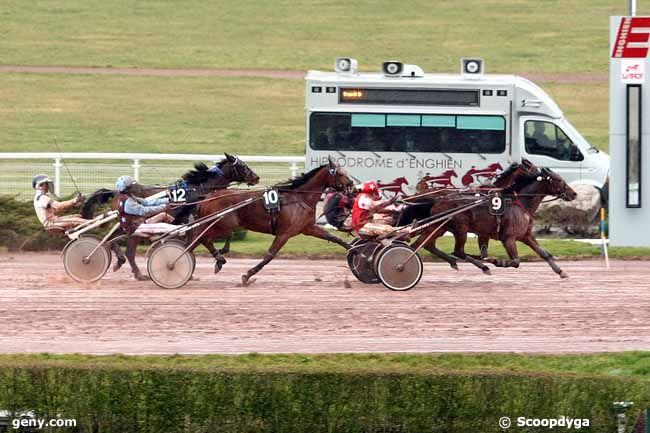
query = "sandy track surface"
xmin=0 ymin=65 xmax=607 ymax=84
xmin=0 ymin=252 xmax=648 ymax=354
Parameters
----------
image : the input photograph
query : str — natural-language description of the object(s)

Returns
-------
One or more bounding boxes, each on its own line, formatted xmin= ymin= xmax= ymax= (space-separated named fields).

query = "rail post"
xmin=132 ymin=158 xmax=141 ymax=182
xmin=53 ymin=157 xmax=62 ymax=196
xmin=290 ymin=161 xmax=298 ymax=178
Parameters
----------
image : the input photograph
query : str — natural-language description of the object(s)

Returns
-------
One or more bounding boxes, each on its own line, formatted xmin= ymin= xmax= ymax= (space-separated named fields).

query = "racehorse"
xmin=81 ymin=153 xmax=260 ymax=280
xmin=396 ymin=159 xmax=540 ymax=272
xmin=412 ymin=166 xmax=577 ymax=278
xmin=192 ymin=159 xmax=354 ymax=285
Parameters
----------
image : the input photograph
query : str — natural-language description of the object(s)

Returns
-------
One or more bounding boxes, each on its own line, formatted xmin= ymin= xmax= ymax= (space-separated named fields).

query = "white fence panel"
xmin=0 ymin=153 xmax=305 ymax=200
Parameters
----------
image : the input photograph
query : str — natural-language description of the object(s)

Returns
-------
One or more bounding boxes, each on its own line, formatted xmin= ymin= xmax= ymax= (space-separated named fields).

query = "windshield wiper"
xmin=442 ymin=152 xmax=453 ymax=160
xmin=404 ymin=151 xmax=416 ymax=159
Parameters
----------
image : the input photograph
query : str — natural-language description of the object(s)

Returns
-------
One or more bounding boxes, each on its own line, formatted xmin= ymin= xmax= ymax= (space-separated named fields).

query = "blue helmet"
xmin=32 ymin=174 xmax=52 ymax=190
xmin=115 ymin=175 xmax=135 ymax=192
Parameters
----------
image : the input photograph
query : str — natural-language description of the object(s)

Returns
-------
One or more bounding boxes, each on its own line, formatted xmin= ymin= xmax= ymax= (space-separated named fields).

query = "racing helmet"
xmin=115 ymin=175 xmax=135 ymax=192
xmin=32 ymin=174 xmax=53 ymax=190
xmin=361 ymin=180 xmax=379 ymax=195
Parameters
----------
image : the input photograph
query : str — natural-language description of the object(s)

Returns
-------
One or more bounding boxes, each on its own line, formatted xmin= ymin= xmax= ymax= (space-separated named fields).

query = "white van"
xmin=304 ymin=58 xmax=609 ymax=193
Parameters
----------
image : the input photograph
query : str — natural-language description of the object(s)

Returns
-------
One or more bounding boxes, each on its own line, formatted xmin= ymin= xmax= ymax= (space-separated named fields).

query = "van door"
xmin=519 ymin=116 xmax=584 ymax=184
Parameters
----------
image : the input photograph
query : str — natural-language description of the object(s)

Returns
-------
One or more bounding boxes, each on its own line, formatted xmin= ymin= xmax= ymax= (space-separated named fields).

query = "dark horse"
xmin=81 ymin=153 xmax=260 ymax=280
xmin=397 ymin=159 xmax=540 ymax=272
xmin=412 ymin=167 xmax=577 ymax=278
xmin=192 ymin=159 xmax=354 ymax=285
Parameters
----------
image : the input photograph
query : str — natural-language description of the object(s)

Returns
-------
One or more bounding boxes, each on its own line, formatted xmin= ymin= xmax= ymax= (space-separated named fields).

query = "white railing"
xmin=0 ymin=153 xmax=305 ymax=199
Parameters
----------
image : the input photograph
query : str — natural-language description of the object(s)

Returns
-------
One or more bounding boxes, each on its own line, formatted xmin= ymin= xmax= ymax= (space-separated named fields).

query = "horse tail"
xmin=81 ymin=188 xmax=116 ymax=219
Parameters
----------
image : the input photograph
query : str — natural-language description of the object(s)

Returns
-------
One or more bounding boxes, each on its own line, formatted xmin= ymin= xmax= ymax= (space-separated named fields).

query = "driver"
xmin=32 ymin=174 xmax=88 ymax=231
xmin=350 ymin=181 xmax=399 ymax=237
xmin=115 ymin=175 xmax=177 ymax=237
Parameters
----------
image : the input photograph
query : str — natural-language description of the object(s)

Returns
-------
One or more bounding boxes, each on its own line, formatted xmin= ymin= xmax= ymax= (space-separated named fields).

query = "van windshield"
xmin=524 ymin=120 xmax=584 ymax=161
xmin=309 ymin=112 xmax=507 ymax=154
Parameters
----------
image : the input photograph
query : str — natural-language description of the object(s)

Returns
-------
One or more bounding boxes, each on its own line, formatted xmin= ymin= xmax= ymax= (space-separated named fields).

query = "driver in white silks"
xmin=115 ymin=175 xmax=177 ymax=237
xmin=32 ymin=174 xmax=88 ymax=231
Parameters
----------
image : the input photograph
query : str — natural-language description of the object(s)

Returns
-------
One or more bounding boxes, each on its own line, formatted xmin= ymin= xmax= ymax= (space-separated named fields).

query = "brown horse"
xmin=398 ymin=159 xmax=540 ymax=272
xmin=81 ymin=153 xmax=260 ymax=280
xmin=193 ymin=159 xmax=354 ymax=285
xmin=412 ymin=167 xmax=577 ymax=278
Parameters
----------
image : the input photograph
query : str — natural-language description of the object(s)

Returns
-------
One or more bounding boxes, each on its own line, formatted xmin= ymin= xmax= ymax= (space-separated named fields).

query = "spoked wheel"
xmin=147 ymin=241 xmax=195 ymax=289
xmin=346 ymin=240 xmax=381 ymax=284
xmin=374 ymin=244 xmax=423 ymax=291
xmin=63 ymin=236 xmax=112 ymax=283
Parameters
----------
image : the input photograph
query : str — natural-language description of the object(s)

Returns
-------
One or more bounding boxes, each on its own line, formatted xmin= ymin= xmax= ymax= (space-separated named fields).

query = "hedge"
xmin=0 ymin=362 xmax=648 ymax=433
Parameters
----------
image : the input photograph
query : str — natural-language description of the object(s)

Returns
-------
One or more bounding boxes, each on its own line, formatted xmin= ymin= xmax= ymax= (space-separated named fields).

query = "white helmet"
xmin=115 ymin=175 xmax=135 ymax=192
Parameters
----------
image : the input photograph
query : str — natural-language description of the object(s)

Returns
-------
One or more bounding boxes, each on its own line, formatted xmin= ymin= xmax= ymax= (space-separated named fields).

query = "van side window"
xmin=310 ymin=112 xmax=506 ymax=154
xmin=524 ymin=120 xmax=584 ymax=161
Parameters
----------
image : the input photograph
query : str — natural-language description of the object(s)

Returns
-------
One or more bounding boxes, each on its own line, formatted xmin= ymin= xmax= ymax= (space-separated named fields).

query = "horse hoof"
xmin=450 ymin=263 xmax=459 ymax=271
xmin=482 ymin=268 xmax=492 ymax=275
xmin=113 ymin=257 xmax=126 ymax=272
xmin=214 ymin=264 xmax=222 ymax=274
xmin=135 ymin=274 xmax=150 ymax=281
xmin=241 ymin=275 xmax=249 ymax=286
xmin=560 ymin=271 xmax=569 ymax=279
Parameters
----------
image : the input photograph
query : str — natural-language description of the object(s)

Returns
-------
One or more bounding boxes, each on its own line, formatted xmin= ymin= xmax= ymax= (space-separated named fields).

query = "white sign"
xmin=621 ymin=59 xmax=646 ymax=83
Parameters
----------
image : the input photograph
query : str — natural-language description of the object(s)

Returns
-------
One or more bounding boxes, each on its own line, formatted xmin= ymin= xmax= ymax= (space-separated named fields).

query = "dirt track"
xmin=1 ymin=252 xmax=649 ymax=354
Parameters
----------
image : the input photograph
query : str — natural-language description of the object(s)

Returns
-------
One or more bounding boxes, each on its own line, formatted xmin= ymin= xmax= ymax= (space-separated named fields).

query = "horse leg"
xmin=425 ymin=240 xmax=459 ymax=271
xmin=126 ymin=236 xmax=148 ymax=281
xmin=478 ymin=235 xmax=490 ymax=259
xmin=111 ymin=241 xmax=126 ymax=272
xmin=453 ymin=231 xmax=491 ymax=275
xmin=242 ymin=233 xmax=291 ymax=286
xmin=466 ymin=234 xmax=490 ymax=261
xmin=521 ymin=234 xmax=568 ymax=278
xmin=493 ymin=238 xmax=520 ymax=268
xmin=413 ymin=231 xmax=458 ymax=270
xmin=301 ymin=224 xmax=351 ymax=249
xmin=219 ymin=236 xmax=231 ymax=254
xmin=200 ymin=238 xmax=228 ymax=274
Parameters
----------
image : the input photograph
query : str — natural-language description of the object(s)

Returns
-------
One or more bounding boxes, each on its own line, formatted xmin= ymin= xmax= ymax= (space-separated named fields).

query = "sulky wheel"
xmin=346 ymin=240 xmax=381 ymax=284
xmin=63 ymin=237 xmax=112 ymax=283
xmin=374 ymin=244 xmax=423 ymax=291
xmin=147 ymin=241 xmax=195 ymax=289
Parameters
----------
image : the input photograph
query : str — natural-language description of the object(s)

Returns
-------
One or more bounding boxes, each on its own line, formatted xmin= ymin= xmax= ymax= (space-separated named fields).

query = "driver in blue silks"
xmin=115 ymin=175 xmax=177 ymax=237
xmin=207 ymin=161 xmax=224 ymax=176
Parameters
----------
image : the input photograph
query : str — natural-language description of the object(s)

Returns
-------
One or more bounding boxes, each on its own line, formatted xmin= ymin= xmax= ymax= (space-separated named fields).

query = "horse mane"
xmin=182 ymin=162 xmax=222 ymax=184
xmin=494 ymin=162 xmax=520 ymax=183
xmin=502 ymin=170 xmax=539 ymax=194
xmin=274 ymin=164 xmax=326 ymax=190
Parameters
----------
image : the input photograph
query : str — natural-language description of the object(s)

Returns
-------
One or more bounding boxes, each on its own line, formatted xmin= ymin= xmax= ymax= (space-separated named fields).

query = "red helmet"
xmin=361 ymin=181 xmax=379 ymax=194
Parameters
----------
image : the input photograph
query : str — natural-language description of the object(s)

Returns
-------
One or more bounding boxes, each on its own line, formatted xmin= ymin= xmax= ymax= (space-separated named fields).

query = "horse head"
xmin=327 ymin=156 xmax=354 ymax=191
xmin=539 ymin=167 xmax=577 ymax=201
xmin=219 ymin=153 xmax=260 ymax=186
xmin=493 ymin=160 xmax=541 ymax=188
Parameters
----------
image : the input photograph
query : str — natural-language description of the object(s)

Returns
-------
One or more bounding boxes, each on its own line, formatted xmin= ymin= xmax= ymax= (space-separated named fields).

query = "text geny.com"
xmin=12 ymin=417 xmax=77 ymax=430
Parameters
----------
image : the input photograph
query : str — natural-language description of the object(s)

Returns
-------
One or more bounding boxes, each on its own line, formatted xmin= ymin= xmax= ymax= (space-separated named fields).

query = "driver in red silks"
xmin=350 ymin=181 xmax=399 ymax=237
